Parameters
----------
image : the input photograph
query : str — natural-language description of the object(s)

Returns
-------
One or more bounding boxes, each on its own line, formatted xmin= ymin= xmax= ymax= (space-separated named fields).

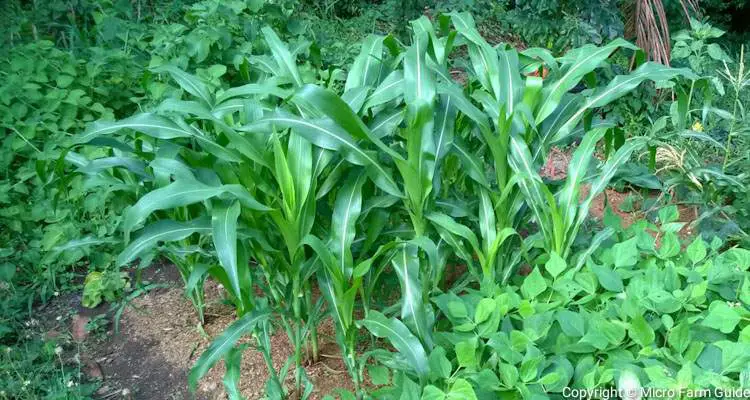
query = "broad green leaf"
xmin=331 ymin=171 xmax=367 ymax=274
xmin=293 ymin=85 xmax=404 ymax=162
xmin=346 ymin=35 xmax=385 ymax=91
xmin=361 ymin=311 xmax=429 ymax=379
xmin=152 ymin=65 xmax=213 ymax=107
xmin=687 ymin=237 xmax=707 ymax=264
xmin=189 ymin=310 xmax=270 ymax=391
xmin=447 ymin=379 xmax=477 ymax=400
xmin=117 ymin=218 xmax=211 ymax=266
xmin=628 ymin=315 xmax=655 ymax=347
xmin=545 ymin=251 xmax=567 ymax=278
xmin=392 ymin=244 xmax=431 ymax=345
xmin=262 ymin=26 xmax=303 ymax=87
xmin=536 ymin=39 xmax=637 ymax=123
xmin=591 ymin=265 xmax=623 ymax=292
xmin=242 ymin=113 xmax=402 ymax=197
xmin=702 ymin=301 xmax=740 ymax=334
xmin=212 ymin=201 xmax=242 ymax=300
xmin=75 ymin=113 xmax=193 ymax=144
xmin=122 ymin=179 xmax=268 ymax=237
xmin=521 ymin=268 xmax=548 ymax=299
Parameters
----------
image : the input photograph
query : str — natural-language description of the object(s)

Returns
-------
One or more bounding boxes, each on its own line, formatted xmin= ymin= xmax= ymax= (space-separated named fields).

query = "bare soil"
xmin=38 ymin=265 xmax=352 ymax=400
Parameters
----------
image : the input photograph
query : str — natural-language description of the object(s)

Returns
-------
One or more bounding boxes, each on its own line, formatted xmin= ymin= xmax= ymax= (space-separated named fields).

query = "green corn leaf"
xmin=222 ymin=345 xmax=247 ymax=400
xmin=152 ymin=65 xmax=214 ymax=107
xmin=75 ymin=113 xmax=193 ymax=144
xmin=243 ymin=113 xmax=402 ymax=197
xmin=215 ymin=77 xmax=292 ymax=104
xmin=287 ymin=132 xmax=313 ymax=212
xmin=497 ymin=48 xmax=522 ymax=116
xmin=363 ymin=70 xmax=404 ymax=110
xmin=452 ymin=139 xmax=489 ymax=188
xmin=392 ymin=243 xmax=431 ymax=346
xmin=572 ymin=138 xmax=646 ymax=242
xmin=426 ymin=212 xmax=482 ymax=263
xmin=558 ymin=128 xmax=607 ymax=231
xmin=212 ymin=201 xmax=242 ymax=300
xmin=261 ymin=26 xmax=303 ymax=87
xmin=554 ymin=63 xmax=696 ymax=141
xmin=508 ymin=134 xmax=555 ymax=245
xmin=437 ymin=82 xmax=492 ymax=133
xmin=370 ymin=108 xmax=404 ymax=139
xmin=77 ymin=157 xmax=149 ymax=178
xmin=346 ymin=35 xmax=385 ymax=91
xmin=478 ymin=188 xmax=496 ymax=254
xmin=272 ymin=135 xmax=297 ymax=215
xmin=450 ymin=12 xmax=500 ymax=98
xmin=331 ymin=171 xmax=368 ymax=275
xmin=293 ymin=85 xmax=404 ymax=162
xmin=122 ymin=179 xmax=268 ymax=238
xmin=536 ymin=39 xmax=637 ymax=124
xmin=404 ymin=32 xmax=436 ymax=107
xmin=341 ymin=86 xmax=371 ymax=114
xmin=189 ymin=310 xmax=270 ymax=391
xmin=117 ymin=218 xmax=212 ymax=266
xmin=361 ymin=311 xmax=429 ymax=380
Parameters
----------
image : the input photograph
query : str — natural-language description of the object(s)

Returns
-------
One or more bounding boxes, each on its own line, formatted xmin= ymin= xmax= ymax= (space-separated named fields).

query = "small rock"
xmin=71 ymin=315 xmax=90 ymax=342
xmin=83 ymin=360 xmax=103 ymax=380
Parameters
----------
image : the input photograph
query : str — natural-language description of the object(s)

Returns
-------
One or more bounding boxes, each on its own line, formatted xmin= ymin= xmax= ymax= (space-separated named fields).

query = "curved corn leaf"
xmin=222 ymin=344 xmax=247 ymax=400
xmin=361 ymin=310 xmax=429 ymax=380
xmin=536 ymin=38 xmax=637 ymax=124
xmin=364 ymin=70 xmax=404 ymax=110
xmin=452 ymin=139 xmax=489 ymax=188
xmin=122 ymin=179 xmax=268 ymax=237
xmin=558 ymin=128 xmax=607 ymax=231
xmin=212 ymin=201 xmax=242 ymax=300
xmin=346 ymin=35 xmax=385 ymax=91
xmin=152 ymin=65 xmax=214 ymax=107
xmin=554 ymin=63 xmax=696 ymax=141
xmin=117 ymin=218 xmax=212 ymax=266
xmin=293 ymin=85 xmax=404 ymax=162
xmin=77 ymin=157 xmax=149 ymax=178
xmin=243 ymin=113 xmax=402 ymax=197
xmin=426 ymin=212 xmax=481 ymax=261
xmin=189 ymin=310 xmax=270 ymax=391
xmin=392 ymin=243 xmax=431 ymax=347
xmin=75 ymin=113 xmax=192 ymax=144
xmin=331 ymin=171 xmax=367 ymax=275
xmin=572 ymin=138 xmax=646 ymax=244
xmin=262 ymin=26 xmax=303 ymax=87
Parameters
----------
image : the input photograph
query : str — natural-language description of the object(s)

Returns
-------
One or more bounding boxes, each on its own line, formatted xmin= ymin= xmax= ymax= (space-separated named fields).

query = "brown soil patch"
xmin=37 ymin=266 xmax=353 ymax=400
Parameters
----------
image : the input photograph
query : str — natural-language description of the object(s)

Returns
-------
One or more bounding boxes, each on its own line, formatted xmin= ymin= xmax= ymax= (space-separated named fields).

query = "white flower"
xmin=23 ymin=380 xmax=31 ymax=387
xmin=54 ymin=346 xmax=63 ymax=355
xmin=122 ymin=388 xmax=131 ymax=396
xmin=54 ymin=291 xmax=59 ymax=296
xmin=67 ymin=380 xmax=74 ymax=388
xmin=618 ymin=370 xmax=642 ymax=400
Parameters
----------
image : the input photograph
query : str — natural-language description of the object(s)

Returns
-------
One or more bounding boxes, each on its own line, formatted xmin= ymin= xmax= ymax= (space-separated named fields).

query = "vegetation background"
xmin=1 ymin=0 xmax=749 ymax=399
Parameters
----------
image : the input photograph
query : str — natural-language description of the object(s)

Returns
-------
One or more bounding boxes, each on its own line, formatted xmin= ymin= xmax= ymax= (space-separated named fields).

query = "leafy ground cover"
xmin=1 ymin=1 xmax=750 ymax=399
